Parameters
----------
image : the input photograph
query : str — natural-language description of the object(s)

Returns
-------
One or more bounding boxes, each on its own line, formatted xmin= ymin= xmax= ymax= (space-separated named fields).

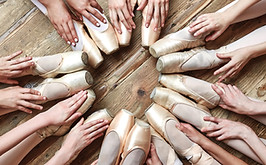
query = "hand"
xmin=146 ymin=143 xmax=162 ymax=165
xmin=42 ymin=90 xmax=87 ymax=125
xmin=189 ymin=12 xmax=230 ymax=41
xmin=211 ymin=83 xmax=254 ymax=115
xmin=108 ymin=0 xmax=135 ymax=34
xmin=40 ymin=0 xmax=78 ymax=46
xmin=177 ymin=123 xmax=206 ymax=145
xmin=201 ymin=116 xmax=252 ymax=141
xmin=0 ymin=86 xmax=46 ymax=114
xmin=61 ymin=118 xmax=109 ymax=159
xmin=91 ymin=159 xmax=98 ymax=165
xmin=137 ymin=0 xmax=169 ymax=31
xmin=214 ymin=48 xmax=252 ymax=82
xmin=0 ymin=51 xmax=34 ymax=84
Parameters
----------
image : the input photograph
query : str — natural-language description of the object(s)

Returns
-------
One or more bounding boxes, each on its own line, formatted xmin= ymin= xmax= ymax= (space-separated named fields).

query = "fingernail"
xmin=67 ymin=41 xmax=71 ymax=45
xmin=132 ymin=25 xmax=136 ymax=29
xmin=74 ymin=38 xmax=78 ymax=43
xmin=128 ymin=29 xmax=132 ymax=32
xmin=145 ymin=23 xmax=149 ymax=28
xmin=96 ymin=23 xmax=100 ymax=27
xmin=154 ymin=28 xmax=157 ymax=31
xmin=43 ymin=96 xmax=47 ymax=100
xmin=71 ymin=42 xmax=76 ymax=46
xmin=31 ymin=62 xmax=35 ymax=65
xmin=162 ymin=24 xmax=164 ymax=27
xmin=118 ymin=30 xmax=121 ymax=34
xmin=103 ymin=19 xmax=107 ymax=24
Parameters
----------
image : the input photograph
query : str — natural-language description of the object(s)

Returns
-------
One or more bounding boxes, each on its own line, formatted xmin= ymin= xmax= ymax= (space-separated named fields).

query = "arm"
xmin=214 ymin=42 xmax=266 ymax=82
xmin=178 ymin=123 xmax=247 ymax=165
xmin=137 ymin=0 xmax=169 ymax=31
xmin=202 ymin=116 xmax=266 ymax=164
xmin=46 ymin=118 xmax=109 ymax=165
xmin=0 ymin=51 xmax=34 ymax=84
xmin=189 ymin=0 xmax=260 ymax=41
xmin=212 ymin=83 xmax=266 ymax=115
xmin=146 ymin=143 xmax=163 ymax=165
xmin=0 ymin=91 xmax=87 ymax=155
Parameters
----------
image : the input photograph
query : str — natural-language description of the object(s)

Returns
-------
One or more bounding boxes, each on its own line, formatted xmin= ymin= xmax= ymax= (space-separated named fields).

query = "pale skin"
xmin=212 ymin=83 xmax=266 ymax=115
xmin=39 ymin=0 xmax=105 ymax=46
xmin=189 ymin=0 xmax=260 ymax=41
xmin=137 ymin=0 xmax=169 ymax=31
xmin=108 ymin=0 xmax=136 ymax=34
xmin=146 ymin=143 xmax=162 ymax=165
xmin=214 ymin=42 xmax=266 ymax=82
xmin=46 ymin=118 xmax=109 ymax=165
xmin=0 ymin=90 xmax=87 ymax=156
xmin=0 ymin=86 xmax=46 ymax=115
xmin=202 ymin=116 xmax=266 ymax=164
xmin=0 ymin=51 xmax=34 ymax=85
xmin=178 ymin=123 xmax=247 ymax=165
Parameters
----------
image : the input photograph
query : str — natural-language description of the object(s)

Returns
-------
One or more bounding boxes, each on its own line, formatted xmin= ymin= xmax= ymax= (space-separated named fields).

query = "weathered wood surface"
xmin=0 ymin=0 xmax=265 ymax=164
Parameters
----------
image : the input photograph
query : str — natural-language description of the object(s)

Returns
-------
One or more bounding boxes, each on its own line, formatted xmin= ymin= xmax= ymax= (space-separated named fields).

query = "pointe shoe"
xmin=150 ymin=87 xmax=212 ymax=129
xmin=98 ymin=109 xmax=134 ymax=165
xmin=37 ymin=89 xmax=96 ymax=138
xmin=115 ymin=0 xmax=137 ymax=46
xmin=84 ymin=108 xmax=113 ymax=123
xmin=73 ymin=21 xmax=104 ymax=68
xmin=25 ymin=70 xmax=93 ymax=104
xmin=83 ymin=11 xmax=119 ymax=55
xmin=146 ymin=104 xmax=215 ymax=165
xmin=156 ymin=47 xmax=227 ymax=73
xmin=120 ymin=119 xmax=151 ymax=165
xmin=150 ymin=127 xmax=182 ymax=165
xmin=159 ymin=74 xmax=220 ymax=109
xmin=149 ymin=27 xmax=205 ymax=58
xmin=31 ymin=0 xmax=103 ymax=68
xmin=23 ymin=51 xmax=88 ymax=78
xmin=138 ymin=0 xmax=161 ymax=47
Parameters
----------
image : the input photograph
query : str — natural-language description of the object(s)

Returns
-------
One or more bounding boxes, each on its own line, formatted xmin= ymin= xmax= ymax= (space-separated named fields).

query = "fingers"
xmin=74 ymin=117 xmax=85 ymax=129
xmin=18 ymin=100 xmax=43 ymax=110
xmin=137 ymin=0 xmax=148 ymax=11
xmin=126 ymin=0 xmax=134 ymax=16
xmin=82 ymin=9 xmax=100 ymax=27
xmin=87 ymin=6 xmax=106 ymax=24
xmin=91 ymin=159 xmax=98 ymax=165
xmin=21 ymin=93 xmax=46 ymax=102
xmin=153 ymin=2 xmax=160 ymax=31
xmin=160 ymin=3 xmax=165 ymax=27
xmin=84 ymin=119 xmax=109 ymax=135
xmin=205 ymin=30 xmax=222 ymax=41
xmin=214 ymin=61 xmax=233 ymax=76
xmin=211 ymin=84 xmax=224 ymax=96
xmin=118 ymin=10 xmax=131 ymax=31
xmin=110 ymin=10 xmax=121 ymax=33
xmin=121 ymin=7 xmax=135 ymax=30
xmin=91 ymin=1 xmax=104 ymax=13
xmin=68 ymin=21 xmax=78 ymax=44
xmin=65 ymin=112 xmax=82 ymax=123
xmin=17 ymin=105 xmax=32 ymax=114
xmin=62 ymin=22 xmax=76 ymax=46
xmin=67 ymin=90 xmax=86 ymax=106
xmin=203 ymin=116 xmax=222 ymax=125
xmin=145 ymin=2 xmax=154 ymax=28
xmin=0 ymin=79 xmax=19 ymax=85
xmin=5 ymin=51 xmax=23 ymax=60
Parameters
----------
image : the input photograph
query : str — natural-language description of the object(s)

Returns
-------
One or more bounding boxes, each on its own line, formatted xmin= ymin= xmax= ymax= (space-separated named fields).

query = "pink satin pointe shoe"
xmin=138 ymin=0 xmax=161 ymax=47
xmin=37 ymin=89 xmax=96 ymax=138
xmin=159 ymin=74 xmax=220 ymax=109
xmin=149 ymin=27 xmax=205 ymax=58
xmin=22 ymin=51 xmax=88 ymax=78
xmin=83 ymin=10 xmax=119 ymax=55
xmin=98 ymin=109 xmax=134 ymax=165
xmin=156 ymin=46 xmax=227 ymax=73
xmin=31 ymin=0 xmax=104 ymax=69
xmin=150 ymin=87 xmax=212 ymax=129
xmin=25 ymin=70 xmax=93 ymax=104
xmin=145 ymin=104 xmax=215 ymax=165
xmin=120 ymin=119 xmax=151 ymax=165
xmin=150 ymin=127 xmax=182 ymax=165
xmin=115 ymin=0 xmax=137 ymax=46
xmin=84 ymin=108 xmax=113 ymax=124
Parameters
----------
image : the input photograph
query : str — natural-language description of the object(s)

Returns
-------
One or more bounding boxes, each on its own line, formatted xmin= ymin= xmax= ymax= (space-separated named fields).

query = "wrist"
xmin=37 ymin=112 xmax=53 ymax=126
xmin=241 ymin=125 xmax=254 ymax=141
xmin=39 ymin=0 xmax=62 ymax=8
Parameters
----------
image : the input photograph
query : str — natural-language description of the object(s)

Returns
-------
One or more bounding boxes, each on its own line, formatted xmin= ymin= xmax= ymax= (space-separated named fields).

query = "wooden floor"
xmin=0 ymin=0 xmax=265 ymax=164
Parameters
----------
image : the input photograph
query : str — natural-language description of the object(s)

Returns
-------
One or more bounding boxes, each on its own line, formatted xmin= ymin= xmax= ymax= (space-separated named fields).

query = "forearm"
xmin=199 ymin=136 xmax=247 ymax=165
xmin=221 ymin=0 xmax=260 ymax=25
xmin=242 ymin=129 xmax=266 ymax=164
xmin=247 ymin=42 xmax=266 ymax=59
xmin=45 ymin=147 xmax=74 ymax=165
xmin=0 ymin=113 xmax=48 ymax=155
xmin=0 ymin=108 xmax=14 ymax=116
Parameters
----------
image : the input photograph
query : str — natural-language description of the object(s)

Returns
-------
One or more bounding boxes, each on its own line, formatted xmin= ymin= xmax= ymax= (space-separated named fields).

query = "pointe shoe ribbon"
xmin=120 ymin=119 xmax=151 ymax=165
xmin=25 ymin=70 xmax=93 ymax=103
xmin=31 ymin=0 xmax=104 ymax=69
xmin=138 ymin=0 xmax=161 ymax=47
xmin=149 ymin=27 xmax=205 ymax=58
xmin=30 ymin=51 xmax=88 ymax=78
xmin=179 ymin=144 xmax=214 ymax=165
xmin=159 ymin=74 xmax=220 ymax=109
xmin=156 ymin=46 xmax=227 ymax=73
xmin=37 ymin=89 xmax=96 ymax=138
xmin=151 ymin=87 xmax=212 ymax=129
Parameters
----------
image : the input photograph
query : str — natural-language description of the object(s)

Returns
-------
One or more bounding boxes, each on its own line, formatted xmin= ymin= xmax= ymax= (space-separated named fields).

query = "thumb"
xmin=73 ymin=117 xmax=84 ymax=129
xmin=137 ymin=0 xmax=147 ymax=10
xmin=216 ymin=52 xmax=231 ymax=59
